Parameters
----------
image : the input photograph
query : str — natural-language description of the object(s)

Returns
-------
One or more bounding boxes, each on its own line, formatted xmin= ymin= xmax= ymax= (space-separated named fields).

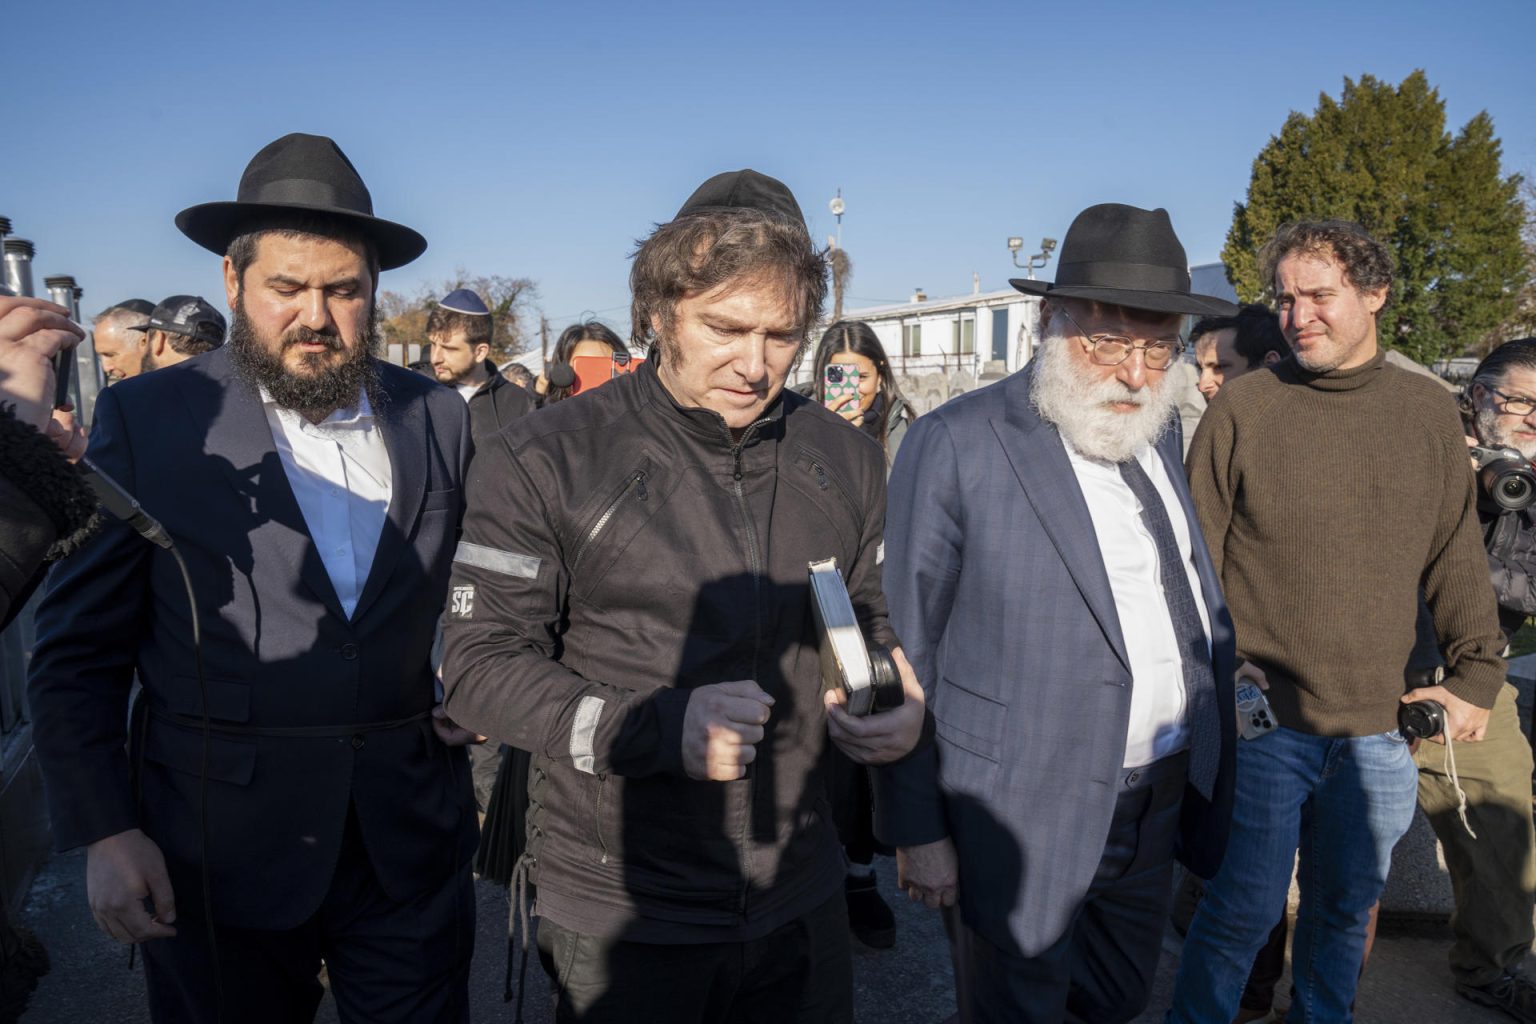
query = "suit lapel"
xmin=992 ymin=367 xmax=1132 ymax=675
xmin=351 ymin=377 xmax=427 ymax=623
xmin=177 ymin=347 xmax=348 ymax=621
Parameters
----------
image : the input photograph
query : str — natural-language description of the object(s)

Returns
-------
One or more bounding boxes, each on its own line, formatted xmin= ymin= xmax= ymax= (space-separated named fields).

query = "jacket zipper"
xmin=572 ymin=470 xmax=648 ymax=570
xmin=723 ymin=419 xmax=770 ymax=916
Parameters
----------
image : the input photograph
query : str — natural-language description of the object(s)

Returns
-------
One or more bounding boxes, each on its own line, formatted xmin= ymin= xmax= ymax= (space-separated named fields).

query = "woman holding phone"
xmin=534 ymin=320 xmax=630 ymax=405
xmin=807 ymin=320 xmax=914 ymax=466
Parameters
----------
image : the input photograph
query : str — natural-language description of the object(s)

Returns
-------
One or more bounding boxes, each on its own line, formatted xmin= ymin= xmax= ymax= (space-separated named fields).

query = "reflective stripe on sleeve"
xmin=570 ymin=696 xmax=605 ymax=775
xmin=454 ymin=541 xmax=541 ymax=579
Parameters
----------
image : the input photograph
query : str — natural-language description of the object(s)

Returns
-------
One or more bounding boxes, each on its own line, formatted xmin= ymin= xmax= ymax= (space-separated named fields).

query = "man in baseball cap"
xmin=124 ymin=295 xmax=228 ymax=372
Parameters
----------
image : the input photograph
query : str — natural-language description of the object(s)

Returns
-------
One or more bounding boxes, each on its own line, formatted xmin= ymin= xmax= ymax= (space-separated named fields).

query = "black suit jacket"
xmin=28 ymin=346 xmax=478 ymax=930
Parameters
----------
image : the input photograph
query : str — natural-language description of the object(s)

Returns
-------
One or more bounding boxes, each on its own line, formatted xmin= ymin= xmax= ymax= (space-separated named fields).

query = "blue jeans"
xmin=1168 ymin=726 xmax=1418 ymax=1023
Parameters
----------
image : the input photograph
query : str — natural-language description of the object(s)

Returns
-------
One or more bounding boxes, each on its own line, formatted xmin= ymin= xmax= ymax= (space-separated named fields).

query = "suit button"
xmin=351 ymin=734 xmax=365 ymax=750
xmin=1127 ymin=769 xmax=1142 ymax=785
xmin=340 ymin=643 xmax=359 ymax=660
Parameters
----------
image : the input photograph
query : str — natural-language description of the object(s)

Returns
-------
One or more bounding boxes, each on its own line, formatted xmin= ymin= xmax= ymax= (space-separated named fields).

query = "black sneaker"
xmin=845 ymin=873 xmax=897 ymax=949
xmin=1458 ymin=970 xmax=1536 ymax=1023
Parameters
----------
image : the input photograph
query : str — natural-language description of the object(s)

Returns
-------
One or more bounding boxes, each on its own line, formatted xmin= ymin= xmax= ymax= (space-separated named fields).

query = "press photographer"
xmin=1400 ymin=336 xmax=1536 ymax=1018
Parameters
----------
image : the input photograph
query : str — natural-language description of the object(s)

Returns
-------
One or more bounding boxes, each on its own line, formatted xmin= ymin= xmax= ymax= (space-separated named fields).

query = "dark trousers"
xmin=536 ymin=891 xmax=853 ymax=1023
xmin=948 ymin=753 xmax=1187 ymax=1024
xmin=142 ymin=808 xmax=475 ymax=1024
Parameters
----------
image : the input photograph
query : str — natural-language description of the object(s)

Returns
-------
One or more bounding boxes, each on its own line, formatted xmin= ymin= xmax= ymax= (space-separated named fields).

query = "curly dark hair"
xmin=629 ymin=208 xmax=827 ymax=369
xmin=1259 ymin=220 xmax=1394 ymax=309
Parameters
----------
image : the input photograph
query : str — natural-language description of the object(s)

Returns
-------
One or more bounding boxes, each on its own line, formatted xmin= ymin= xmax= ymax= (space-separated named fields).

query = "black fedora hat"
xmin=1010 ymin=203 xmax=1237 ymax=317
xmin=175 ymin=133 xmax=427 ymax=270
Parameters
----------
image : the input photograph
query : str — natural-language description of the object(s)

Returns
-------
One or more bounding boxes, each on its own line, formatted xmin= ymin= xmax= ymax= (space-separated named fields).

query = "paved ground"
xmin=12 ymin=850 xmax=1521 ymax=1023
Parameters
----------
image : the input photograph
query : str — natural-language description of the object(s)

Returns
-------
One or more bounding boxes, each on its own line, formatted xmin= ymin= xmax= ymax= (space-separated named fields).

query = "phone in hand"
xmin=823 ymin=362 xmax=861 ymax=407
xmin=1235 ymin=679 xmax=1277 ymax=740
xmin=53 ymin=343 xmax=74 ymax=410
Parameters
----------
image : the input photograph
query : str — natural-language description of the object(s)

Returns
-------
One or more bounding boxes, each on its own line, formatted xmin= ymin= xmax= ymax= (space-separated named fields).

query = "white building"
xmin=836 ymin=285 xmax=1043 ymax=382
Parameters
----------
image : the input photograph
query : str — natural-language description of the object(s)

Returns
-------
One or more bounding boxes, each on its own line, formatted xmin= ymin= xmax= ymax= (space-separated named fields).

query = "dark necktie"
xmin=1117 ymin=456 xmax=1220 ymax=799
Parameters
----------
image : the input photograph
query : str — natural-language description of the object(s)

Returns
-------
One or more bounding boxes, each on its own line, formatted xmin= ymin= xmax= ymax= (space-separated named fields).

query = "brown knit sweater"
xmin=1187 ymin=349 xmax=1505 ymax=736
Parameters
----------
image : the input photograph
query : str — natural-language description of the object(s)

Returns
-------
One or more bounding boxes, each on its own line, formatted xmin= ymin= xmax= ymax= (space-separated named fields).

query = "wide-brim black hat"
xmin=175 ymin=133 xmax=427 ymax=271
xmin=1010 ymin=204 xmax=1237 ymax=317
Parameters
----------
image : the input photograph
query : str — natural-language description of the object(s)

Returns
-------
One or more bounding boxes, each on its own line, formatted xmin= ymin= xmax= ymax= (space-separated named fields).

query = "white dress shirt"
xmin=1063 ymin=440 xmax=1213 ymax=768
xmin=260 ymin=388 xmax=393 ymax=619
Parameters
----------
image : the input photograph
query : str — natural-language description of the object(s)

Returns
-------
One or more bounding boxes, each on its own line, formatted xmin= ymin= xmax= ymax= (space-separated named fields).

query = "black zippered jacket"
xmin=442 ymin=359 xmax=894 ymax=941
xmin=466 ymin=365 xmax=535 ymax=443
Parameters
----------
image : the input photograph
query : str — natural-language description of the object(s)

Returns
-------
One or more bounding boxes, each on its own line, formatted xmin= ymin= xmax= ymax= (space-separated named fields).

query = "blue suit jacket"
xmin=874 ymin=364 xmax=1236 ymax=957
xmin=28 ymin=346 xmax=479 ymax=930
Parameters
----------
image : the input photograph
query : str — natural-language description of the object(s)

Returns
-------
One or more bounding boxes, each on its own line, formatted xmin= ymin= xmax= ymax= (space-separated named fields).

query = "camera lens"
xmin=826 ymin=366 xmax=843 ymax=384
xmin=1497 ymin=473 xmax=1534 ymax=510
xmin=1397 ymin=699 xmax=1446 ymax=742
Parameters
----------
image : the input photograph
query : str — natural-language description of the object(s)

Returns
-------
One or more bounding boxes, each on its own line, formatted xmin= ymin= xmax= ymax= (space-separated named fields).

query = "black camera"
xmin=807 ymin=558 xmax=904 ymax=716
xmin=1470 ymin=445 xmax=1536 ymax=512
xmin=1398 ymin=699 xmax=1446 ymax=742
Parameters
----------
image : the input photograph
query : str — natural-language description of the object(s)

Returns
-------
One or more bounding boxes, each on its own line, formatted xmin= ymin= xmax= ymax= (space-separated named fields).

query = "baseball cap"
xmin=130 ymin=295 xmax=228 ymax=348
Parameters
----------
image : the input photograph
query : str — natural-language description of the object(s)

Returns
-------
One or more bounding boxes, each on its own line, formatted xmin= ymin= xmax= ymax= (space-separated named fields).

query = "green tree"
xmin=1223 ymin=71 xmax=1527 ymax=365
xmin=1497 ymin=175 xmax=1536 ymax=346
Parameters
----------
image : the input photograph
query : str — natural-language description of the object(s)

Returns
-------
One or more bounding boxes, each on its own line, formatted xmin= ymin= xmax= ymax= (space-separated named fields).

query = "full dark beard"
xmin=228 ymin=296 xmax=382 ymax=416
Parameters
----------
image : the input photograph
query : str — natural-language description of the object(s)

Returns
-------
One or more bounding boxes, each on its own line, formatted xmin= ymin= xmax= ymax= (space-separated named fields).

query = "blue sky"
xmin=6 ymin=0 xmax=1534 ymax=351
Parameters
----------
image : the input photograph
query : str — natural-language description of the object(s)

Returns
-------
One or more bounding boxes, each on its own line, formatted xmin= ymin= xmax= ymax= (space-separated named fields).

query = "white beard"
xmin=1029 ymin=333 xmax=1179 ymax=463
xmin=1475 ymin=405 xmax=1536 ymax=460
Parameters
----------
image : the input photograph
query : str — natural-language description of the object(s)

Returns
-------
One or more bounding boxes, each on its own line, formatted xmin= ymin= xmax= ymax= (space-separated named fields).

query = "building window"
xmin=953 ymin=319 xmax=975 ymax=355
xmin=903 ymin=323 xmax=922 ymax=357
xmin=992 ymin=308 xmax=1010 ymax=361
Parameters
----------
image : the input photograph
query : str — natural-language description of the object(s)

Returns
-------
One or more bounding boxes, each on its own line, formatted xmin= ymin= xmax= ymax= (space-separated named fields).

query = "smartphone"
xmin=53 ymin=343 xmax=74 ymax=410
xmin=823 ymin=363 xmax=861 ymax=406
xmin=1235 ymin=679 xmax=1277 ymax=740
xmin=569 ymin=352 xmax=644 ymax=396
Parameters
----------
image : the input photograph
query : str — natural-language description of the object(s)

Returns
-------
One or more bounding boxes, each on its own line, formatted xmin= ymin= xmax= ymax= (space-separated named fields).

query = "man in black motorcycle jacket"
xmin=441 ymin=169 xmax=926 ymax=1023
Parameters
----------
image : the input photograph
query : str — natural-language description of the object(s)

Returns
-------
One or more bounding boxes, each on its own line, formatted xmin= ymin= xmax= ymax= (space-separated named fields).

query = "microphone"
xmin=547 ymin=362 xmax=576 ymax=390
xmin=78 ymin=457 xmax=174 ymax=549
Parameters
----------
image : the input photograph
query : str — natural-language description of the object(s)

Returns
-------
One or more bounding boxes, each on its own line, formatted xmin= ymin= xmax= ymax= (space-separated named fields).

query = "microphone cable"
xmin=79 ymin=457 xmax=224 ymax=1023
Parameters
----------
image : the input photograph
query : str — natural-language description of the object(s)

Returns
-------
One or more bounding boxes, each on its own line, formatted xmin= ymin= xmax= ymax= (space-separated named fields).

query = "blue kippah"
xmin=439 ymin=288 xmax=490 ymax=315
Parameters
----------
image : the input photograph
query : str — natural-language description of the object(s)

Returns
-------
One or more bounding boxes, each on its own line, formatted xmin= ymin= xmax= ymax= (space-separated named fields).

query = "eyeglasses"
xmin=1058 ymin=307 xmax=1183 ymax=371
xmin=1488 ymin=386 xmax=1536 ymax=417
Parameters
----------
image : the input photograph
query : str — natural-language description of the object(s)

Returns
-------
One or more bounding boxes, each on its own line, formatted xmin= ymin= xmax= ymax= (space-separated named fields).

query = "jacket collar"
xmin=635 ymin=356 xmax=786 ymax=450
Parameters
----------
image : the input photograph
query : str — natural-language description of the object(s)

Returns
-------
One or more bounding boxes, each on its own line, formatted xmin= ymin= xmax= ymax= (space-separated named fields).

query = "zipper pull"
xmin=811 ymin=462 xmax=829 ymax=490
xmin=732 ymin=449 xmax=743 ymax=482
xmin=635 ymin=472 xmax=648 ymax=501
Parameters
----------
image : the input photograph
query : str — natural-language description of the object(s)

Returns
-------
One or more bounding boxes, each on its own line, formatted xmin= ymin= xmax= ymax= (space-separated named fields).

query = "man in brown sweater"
xmin=1167 ymin=220 xmax=1506 ymax=1023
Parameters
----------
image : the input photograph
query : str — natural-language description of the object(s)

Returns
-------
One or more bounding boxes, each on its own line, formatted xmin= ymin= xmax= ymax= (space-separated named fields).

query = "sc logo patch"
xmin=450 ymin=585 xmax=475 ymax=619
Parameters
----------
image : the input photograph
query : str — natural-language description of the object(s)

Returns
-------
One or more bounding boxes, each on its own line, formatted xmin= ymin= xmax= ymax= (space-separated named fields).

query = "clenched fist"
xmin=682 ymin=680 xmax=774 ymax=780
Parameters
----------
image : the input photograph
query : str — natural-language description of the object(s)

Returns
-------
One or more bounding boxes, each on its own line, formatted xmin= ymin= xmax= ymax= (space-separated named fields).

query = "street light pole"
xmin=1007 ymin=236 xmax=1058 ymax=280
